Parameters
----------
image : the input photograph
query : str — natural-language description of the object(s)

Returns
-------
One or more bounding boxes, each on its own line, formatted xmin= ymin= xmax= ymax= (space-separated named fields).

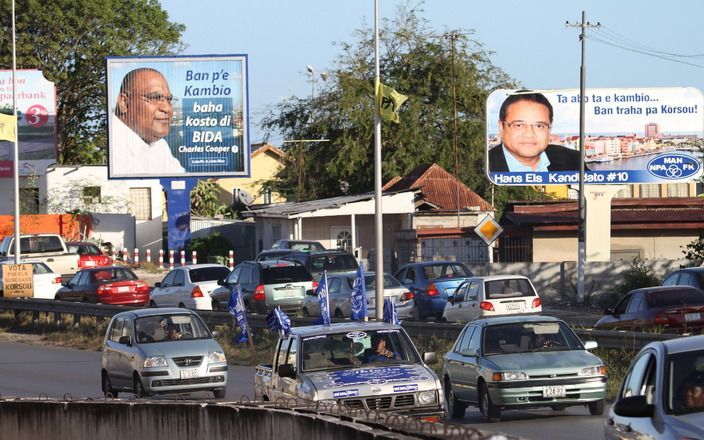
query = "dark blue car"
xmin=394 ymin=261 xmax=473 ymax=320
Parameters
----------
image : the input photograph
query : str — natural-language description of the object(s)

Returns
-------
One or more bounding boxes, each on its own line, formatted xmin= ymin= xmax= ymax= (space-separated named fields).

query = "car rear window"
xmin=310 ymin=254 xmax=358 ymax=273
xmin=262 ymin=265 xmax=312 ymax=283
xmin=485 ymin=279 xmax=536 ymax=299
xmin=189 ymin=267 xmax=231 ymax=283
xmin=647 ymin=290 xmax=704 ymax=307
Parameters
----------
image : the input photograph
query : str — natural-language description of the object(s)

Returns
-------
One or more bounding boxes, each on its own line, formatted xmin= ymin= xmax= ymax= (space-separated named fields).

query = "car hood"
xmin=139 ymin=338 xmax=223 ymax=357
xmin=305 ymin=363 xmax=437 ymax=399
xmin=487 ymin=350 xmax=603 ymax=372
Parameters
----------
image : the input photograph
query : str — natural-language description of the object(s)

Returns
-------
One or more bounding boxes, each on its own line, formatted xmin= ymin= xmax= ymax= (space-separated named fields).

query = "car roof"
xmin=79 ymin=265 xmax=133 ymax=272
xmin=471 ymin=315 xmax=562 ymax=326
xmin=113 ymin=307 xmax=196 ymax=319
xmin=649 ymin=334 xmax=704 ymax=354
xmin=629 ymin=285 xmax=704 ymax=294
xmin=290 ymin=321 xmax=404 ymax=337
xmin=670 ymin=267 xmax=704 ymax=273
xmin=288 ymin=250 xmax=353 ymax=256
xmin=400 ymin=261 xmax=467 ymax=268
xmin=464 ymin=275 xmax=531 ymax=282
xmin=179 ymin=263 xmax=229 ymax=270
xmin=244 ymin=259 xmax=303 ymax=268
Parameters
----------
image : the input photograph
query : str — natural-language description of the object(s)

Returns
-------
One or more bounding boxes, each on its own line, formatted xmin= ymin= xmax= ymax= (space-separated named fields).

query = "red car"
xmin=67 ymin=241 xmax=113 ymax=269
xmin=55 ymin=266 xmax=150 ymax=306
xmin=595 ymin=286 xmax=704 ymax=333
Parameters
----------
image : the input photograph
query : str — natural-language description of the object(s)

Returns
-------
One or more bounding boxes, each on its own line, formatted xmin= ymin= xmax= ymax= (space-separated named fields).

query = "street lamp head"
xmin=320 ymin=71 xmax=329 ymax=81
xmin=306 ymin=65 xmax=314 ymax=74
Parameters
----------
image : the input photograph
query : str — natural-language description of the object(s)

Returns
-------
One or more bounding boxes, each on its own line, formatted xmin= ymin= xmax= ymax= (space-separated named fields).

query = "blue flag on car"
xmin=267 ymin=306 xmax=291 ymax=336
xmin=350 ymin=263 xmax=368 ymax=320
xmin=383 ymin=298 xmax=399 ymax=325
xmin=227 ymin=284 xmax=250 ymax=343
xmin=316 ymin=270 xmax=331 ymax=325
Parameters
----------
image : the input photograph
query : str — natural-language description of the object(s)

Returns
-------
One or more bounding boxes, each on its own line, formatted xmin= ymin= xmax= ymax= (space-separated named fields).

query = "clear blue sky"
xmin=159 ymin=0 xmax=704 ymax=146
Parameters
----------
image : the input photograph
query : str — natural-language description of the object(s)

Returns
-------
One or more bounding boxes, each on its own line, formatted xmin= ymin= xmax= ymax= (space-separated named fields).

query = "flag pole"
xmin=373 ymin=0 xmax=384 ymax=321
xmin=11 ymin=0 xmax=21 ymax=263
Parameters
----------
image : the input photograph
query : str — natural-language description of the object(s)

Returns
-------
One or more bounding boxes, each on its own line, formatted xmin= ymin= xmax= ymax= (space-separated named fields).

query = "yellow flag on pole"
xmin=376 ymin=81 xmax=408 ymax=123
xmin=0 ymin=113 xmax=16 ymax=142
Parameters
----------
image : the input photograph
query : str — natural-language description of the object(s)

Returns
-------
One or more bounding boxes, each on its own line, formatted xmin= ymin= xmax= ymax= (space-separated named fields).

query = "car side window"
xmin=467 ymin=281 xmax=480 ymax=300
xmin=276 ymin=337 xmax=296 ymax=370
xmin=679 ymin=272 xmax=694 ymax=286
xmin=161 ymin=271 xmax=176 ymax=287
xmin=661 ymin=273 xmax=679 ymax=286
xmin=239 ymin=266 xmax=252 ymax=285
xmin=329 ymin=278 xmax=341 ymax=294
xmin=227 ymin=267 xmax=241 ymax=284
xmin=468 ymin=325 xmax=482 ymax=351
xmin=455 ymin=325 xmax=475 ymax=353
xmin=622 ymin=353 xmax=655 ymax=399
xmin=613 ymin=294 xmax=631 ymax=315
xmin=453 ymin=284 xmax=467 ymax=302
xmin=173 ymin=270 xmax=185 ymax=286
xmin=67 ymin=272 xmax=84 ymax=287
xmin=109 ymin=318 xmax=124 ymax=342
xmin=626 ymin=293 xmax=644 ymax=313
xmin=78 ymin=272 xmax=92 ymax=286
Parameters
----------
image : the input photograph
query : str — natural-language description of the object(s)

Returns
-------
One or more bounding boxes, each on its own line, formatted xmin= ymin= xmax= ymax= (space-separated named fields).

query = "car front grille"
xmin=340 ymin=393 xmax=416 ymax=410
xmin=172 ymin=356 xmax=203 ymax=367
xmin=155 ymin=376 xmax=224 ymax=387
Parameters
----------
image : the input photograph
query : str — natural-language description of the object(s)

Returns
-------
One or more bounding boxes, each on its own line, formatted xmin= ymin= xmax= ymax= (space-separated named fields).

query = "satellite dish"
xmin=234 ymin=188 xmax=255 ymax=206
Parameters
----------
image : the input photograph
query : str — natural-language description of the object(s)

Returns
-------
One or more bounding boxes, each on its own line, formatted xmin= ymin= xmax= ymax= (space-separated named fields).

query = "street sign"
xmin=475 ymin=215 xmax=503 ymax=246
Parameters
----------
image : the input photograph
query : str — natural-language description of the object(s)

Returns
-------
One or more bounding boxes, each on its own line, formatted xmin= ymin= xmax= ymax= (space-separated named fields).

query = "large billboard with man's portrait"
xmin=107 ymin=55 xmax=250 ymax=179
xmin=486 ymin=87 xmax=703 ymax=186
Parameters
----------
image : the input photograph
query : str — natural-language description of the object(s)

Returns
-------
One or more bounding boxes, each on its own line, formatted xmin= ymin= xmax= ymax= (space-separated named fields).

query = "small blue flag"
xmin=227 ymin=284 xmax=250 ymax=343
xmin=316 ymin=271 xmax=331 ymax=325
xmin=350 ymin=263 xmax=368 ymax=320
xmin=267 ymin=306 xmax=291 ymax=336
xmin=383 ymin=298 xmax=399 ymax=325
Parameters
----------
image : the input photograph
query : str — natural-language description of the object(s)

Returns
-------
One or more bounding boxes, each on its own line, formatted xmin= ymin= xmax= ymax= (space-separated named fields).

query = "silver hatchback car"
xmin=101 ymin=308 xmax=228 ymax=398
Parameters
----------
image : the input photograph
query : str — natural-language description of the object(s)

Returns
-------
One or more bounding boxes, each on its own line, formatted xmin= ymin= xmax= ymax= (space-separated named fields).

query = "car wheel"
xmin=444 ymin=378 xmax=466 ymax=419
xmin=412 ymin=304 xmax=421 ymax=321
xmin=101 ymin=371 xmax=117 ymax=398
xmin=550 ymin=405 xmax=565 ymax=411
xmin=588 ymin=399 xmax=604 ymax=415
xmin=212 ymin=300 xmax=220 ymax=311
xmin=478 ymin=382 xmax=500 ymax=422
xmin=213 ymin=388 xmax=226 ymax=399
xmin=178 ymin=302 xmax=186 ymax=308
xmin=133 ymin=374 xmax=147 ymax=398
xmin=148 ymin=300 xmax=157 ymax=308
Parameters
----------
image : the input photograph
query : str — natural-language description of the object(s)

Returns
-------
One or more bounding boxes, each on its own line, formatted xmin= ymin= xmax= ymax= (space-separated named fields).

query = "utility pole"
xmin=566 ymin=11 xmax=600 ymax=303
xmin=446 ymin=32 xmax=461 ymax=228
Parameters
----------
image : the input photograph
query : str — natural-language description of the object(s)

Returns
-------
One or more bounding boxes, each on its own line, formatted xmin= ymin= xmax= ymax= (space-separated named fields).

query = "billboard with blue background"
xmin=106 ymin=55 xmax=249 ymax=179
xmin=486 ymin=87 xmax=703 ymax=186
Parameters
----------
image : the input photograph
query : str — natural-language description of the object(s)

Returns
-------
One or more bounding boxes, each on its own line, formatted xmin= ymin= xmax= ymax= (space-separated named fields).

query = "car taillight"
xmin=426 ymin=283 xmax=440 ymax=296
xmin=400 ymin=291 xmax=414 ymax=302
xmin=253 ymin=285 xmax=266 ymax=301
xmin=52 ymin=277 xmax=62 ymax=284
xmin=97 ymin=285 xmax=110 ymax=295
xmin=312 ymin=280 xmax=318 ymax=290
xmin=532 ymin=297 xmax=542 ymax=308
xmin=654 ymin=310 xmax=669 ymax=325
xmin=480 ymin=301 xmax=495 ymax=311
xmin=191 ymin=286 xmax=204 ymax=298
xmin=135 ymin=282 xmax=150 ymax=294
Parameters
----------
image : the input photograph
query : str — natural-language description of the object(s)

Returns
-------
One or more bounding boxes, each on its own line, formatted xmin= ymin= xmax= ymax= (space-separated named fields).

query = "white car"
xmin=442 ymin=275 xmax=542 ymax=323
xmin=149 ymin=264 xmax=231 ymax=310
xmin=0 ymin=260 xmax=63 ymax=299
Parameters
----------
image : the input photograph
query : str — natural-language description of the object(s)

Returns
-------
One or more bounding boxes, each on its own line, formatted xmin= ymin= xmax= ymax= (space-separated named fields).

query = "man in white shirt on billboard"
xmin=110 ymin=67 xmax=185 ymax=176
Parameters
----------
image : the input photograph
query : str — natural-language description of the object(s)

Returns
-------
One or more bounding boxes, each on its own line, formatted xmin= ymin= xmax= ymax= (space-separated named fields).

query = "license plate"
xmin=180 ymin=369 xmax=199 ymax=379
xmin=505 ymin=302 xmax=522 ymax=311
xmin=277 ymin=290 xmax=298 ymax=298
xmin=685 ymin=312 xmax=701 ymax=322
xmin=543 ymin=386 xmax=566 ymax=398
xmin=85 ymin=261 xmax=96 ymax=267
xmin=117 ymin=286 xmax=130 ymax=293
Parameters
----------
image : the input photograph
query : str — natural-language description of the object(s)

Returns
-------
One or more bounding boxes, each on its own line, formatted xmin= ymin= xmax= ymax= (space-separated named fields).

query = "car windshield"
xmin=422 ymin=263 xmax=472 ymax=280
xmin=289 ymin=242 xmax=325 ymax=251
xmin=345 ymin=274 xmax=401 ymax=290
xmin=301 ymin=329 xmax=419 ymax=372
xmin=134 ymin=314 xmax=212 ymax=343
xmin=647 ymin=290 xmax=704 ymax=308
xmin=189 ymin=266 xmax=231 ymax=283
xmin=483 ymin=321 xmax=583 ymax=355
xmin=667 ymin=349 xmax=704 ymax=415
xmin=262 ymin=264 xmax=312 ymax=283
xmin=485 ymin=278 xmax=536 ymax=299
xmin=93 ymin=268 xmax=137 ymax=282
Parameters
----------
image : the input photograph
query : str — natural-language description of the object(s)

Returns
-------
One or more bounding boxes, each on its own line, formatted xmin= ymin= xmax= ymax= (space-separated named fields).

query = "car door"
xmin=444 ymin=282 xmax=467 ymax=322
xmin=272 ymin=337 xmax=298 ymax=399
xmin=104 ymin=317 xmax=132 ymax=388
xmin=462 ymin=281 xmax=482 ymax=321
xmin=602 ymin=293 xmax=634 ymax=329
xmin=58 ymin=271 xmax=85 ymax=301
xmin=151 ymin=270 xmax=176 ymax=306
xmin=327 ymin=277 xmax=343 ymax=316
xmin=606 ymin=351 xmax=658 ymax=439
xmin=445 ymin=324 xmax=476 ymax=401
xmin=170 ymin=269 xmax=188 ymax=306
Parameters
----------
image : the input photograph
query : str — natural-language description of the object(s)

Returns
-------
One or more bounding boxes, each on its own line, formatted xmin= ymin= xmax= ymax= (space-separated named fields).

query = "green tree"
xmin=261 ymin=3 xmax=541 ymax=209
xmin=0 ymin=0 xmax=184 ymax=164
xmin=683 ymin=233 xmax=704 ymax=267
xmin=190 ymin=179 xmax=237 ymax=218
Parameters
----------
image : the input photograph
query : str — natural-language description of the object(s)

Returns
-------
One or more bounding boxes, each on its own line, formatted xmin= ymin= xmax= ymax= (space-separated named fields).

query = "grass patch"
xmin=0 ymin=310 xmax=108 ymax=351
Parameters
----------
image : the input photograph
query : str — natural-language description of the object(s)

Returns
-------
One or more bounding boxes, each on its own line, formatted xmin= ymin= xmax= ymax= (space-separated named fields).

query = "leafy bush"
xmin=594 ymin=256 xmax=662 ymax=309
xmin=682 ymin=233 xmax=704 ymax=267
xmin=188 ymin=232 xmax=233 ymax=261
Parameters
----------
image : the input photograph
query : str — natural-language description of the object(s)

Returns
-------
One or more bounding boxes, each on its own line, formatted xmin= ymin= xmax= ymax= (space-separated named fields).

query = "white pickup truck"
xmin=0 ymin=234 xmax=79 ymax=277
xmin=254 ymin=321 xmax=445 ymax=420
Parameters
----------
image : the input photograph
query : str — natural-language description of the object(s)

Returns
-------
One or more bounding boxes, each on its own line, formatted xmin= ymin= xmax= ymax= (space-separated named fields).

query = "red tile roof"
xmin=383 ymin=163 xmax=493 ymax=211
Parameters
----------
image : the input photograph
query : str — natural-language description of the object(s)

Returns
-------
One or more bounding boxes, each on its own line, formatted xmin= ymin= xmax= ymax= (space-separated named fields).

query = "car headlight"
xmin=500 ymin=371 xmax=528 ymax=381
xmin=579 ymin=365 xmax=607 ymax=376
xmin=417 ymin=390 xmax=437 ymax=405
xmin=144 ymin=356 xmax=168 ymax=368
xmin=208 ymin=351 xmax=227 ymax=363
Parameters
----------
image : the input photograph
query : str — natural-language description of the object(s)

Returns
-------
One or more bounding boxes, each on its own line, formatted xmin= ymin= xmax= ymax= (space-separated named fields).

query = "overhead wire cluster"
xmin=587 ymin=25 xmax=704 ymax=69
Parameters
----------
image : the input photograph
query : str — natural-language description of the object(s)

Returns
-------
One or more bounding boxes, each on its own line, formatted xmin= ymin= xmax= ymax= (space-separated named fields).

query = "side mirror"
xmin=154 ymin=282 xmax=162 ymax=288
xmin=217 ymin=279 xmax=225 ymax=286
xmin=61 ymin=281 xmax=69 ymax=287
xmin=460 ymin=348 xmax=478 ymax=357
xmin=584 ymin=341 xmax=598 ymax=350
xmin=423 ymin=352 xmax=438 ymax=364
xmin=306 ymin=289 xmax=316 ymax=296
xmin=278 ymin=363 xmax=296 ymax=378
xmin=447 ymin=297 xmax=454 ymax=304
xmin=118 ymin=335 xmax=132 ymax=346
xmin=604 ymin=307 xmax=614 ymax=315
xmin=612 ymin=395 xmax=654 ymax=418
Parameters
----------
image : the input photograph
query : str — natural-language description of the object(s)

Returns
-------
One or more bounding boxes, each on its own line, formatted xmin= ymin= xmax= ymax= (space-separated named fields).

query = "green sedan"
xmin=442 ymin=315 xmax=607 ymax=422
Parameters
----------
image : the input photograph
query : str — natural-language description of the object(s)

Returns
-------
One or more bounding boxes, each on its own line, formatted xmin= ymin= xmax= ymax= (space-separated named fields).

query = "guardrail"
xmin=0 ymin=297 xmax=678 ymax=349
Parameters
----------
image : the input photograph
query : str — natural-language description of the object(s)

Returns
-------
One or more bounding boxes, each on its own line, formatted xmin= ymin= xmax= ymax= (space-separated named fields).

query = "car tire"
xmin=212 ymin=300 xmax=221 ymax=311
xmin=588 ymin=399 xmax=605 ymax=415
xmin=133 ymin=374 xmax=147 ymax=398
xmin=101 ymin=371 xmax=117 ymax=398
xmin=148 ymin=300 xmax=157 ymax=308
xmin=412 ymin=304 xmax=421 ymax=321
xmin=479 ymin=382 xmax=500 ymax=422
xmin=178 ymin=302 xmax=186 ymax=308
xmin=444 ymin=379 xmax=466 ymax=419
xmin=213 ymin=388 xmax=226 ymax=399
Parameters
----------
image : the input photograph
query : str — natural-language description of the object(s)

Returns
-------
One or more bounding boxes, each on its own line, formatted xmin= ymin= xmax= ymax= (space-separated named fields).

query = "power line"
xmin=587 ymin=35 xmax=704 ymax=69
